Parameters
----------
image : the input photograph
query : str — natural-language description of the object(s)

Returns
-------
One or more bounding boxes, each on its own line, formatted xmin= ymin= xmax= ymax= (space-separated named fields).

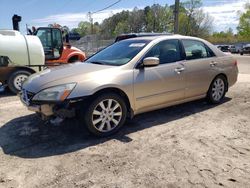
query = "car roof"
xmin=120 ymin=34 xmax=205 ymax=42
xmin=115 ymin=32 xmax=172 ymax=42
xmin=121 ymin=34 xmax=225 ymax=56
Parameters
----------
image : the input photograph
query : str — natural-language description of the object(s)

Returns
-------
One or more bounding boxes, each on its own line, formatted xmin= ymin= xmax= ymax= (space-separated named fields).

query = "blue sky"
xmin=0 ymin=0 xmax=248 ymax=34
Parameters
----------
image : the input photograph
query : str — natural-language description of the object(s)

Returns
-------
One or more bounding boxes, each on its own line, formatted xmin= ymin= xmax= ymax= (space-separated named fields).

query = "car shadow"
xmin=0 ymin=97 xmax=231 ymax=158
xmin=0 ymin=90 xmax=15 ymax=98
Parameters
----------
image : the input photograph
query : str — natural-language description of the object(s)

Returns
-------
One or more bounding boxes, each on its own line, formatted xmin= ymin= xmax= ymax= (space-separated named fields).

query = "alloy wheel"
xmin=211 ymin=78 xmax=225 ymax=101
xmin=92 ymin=99 xmax=123 ymax=132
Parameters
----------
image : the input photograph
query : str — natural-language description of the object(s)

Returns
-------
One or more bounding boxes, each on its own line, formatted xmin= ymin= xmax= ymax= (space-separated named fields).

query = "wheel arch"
xmin=68 ymin=55 xmax=80 ymax=63
xmin=209 ymin=73 xmax=229 ymax=92
xmin=89 ymin=87 xmax=133 ymax=118
xmin=67 ymin=52 xmax=86 ymax=62
xmin=13 ymin=67 xmax=36 ymax=74
xmin=2 ymin=67 xmax=35 ymax=84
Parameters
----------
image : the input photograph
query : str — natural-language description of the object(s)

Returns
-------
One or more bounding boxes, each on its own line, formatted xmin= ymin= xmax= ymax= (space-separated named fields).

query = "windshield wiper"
xmin=88 ymin=61 xmax=120 ymax=66
xmin=89 ymin=61 xmax=105 ymax=65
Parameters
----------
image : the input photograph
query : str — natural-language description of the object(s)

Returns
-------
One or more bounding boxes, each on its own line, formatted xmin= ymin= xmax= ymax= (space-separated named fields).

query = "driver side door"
xmin=133 ymin=39 xmax=186 ymax=113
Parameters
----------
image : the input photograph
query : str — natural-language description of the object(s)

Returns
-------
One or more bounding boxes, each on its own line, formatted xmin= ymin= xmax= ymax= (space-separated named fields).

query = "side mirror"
xmin=143 ymin=57 xmax=159 ymax=67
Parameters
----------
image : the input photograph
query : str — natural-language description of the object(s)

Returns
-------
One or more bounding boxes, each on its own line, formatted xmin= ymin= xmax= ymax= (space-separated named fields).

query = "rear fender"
xmin=67 ymin=51 xmax=86 ymax=62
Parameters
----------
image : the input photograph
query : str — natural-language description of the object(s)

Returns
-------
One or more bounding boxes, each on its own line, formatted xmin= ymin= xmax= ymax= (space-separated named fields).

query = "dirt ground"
xmin=0 ymin=55 xmax=250 ymax=188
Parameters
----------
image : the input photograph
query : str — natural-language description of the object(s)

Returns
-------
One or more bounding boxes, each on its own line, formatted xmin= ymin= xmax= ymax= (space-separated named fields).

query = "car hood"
xmin=23 ymin=62 xmax=115 ymax=93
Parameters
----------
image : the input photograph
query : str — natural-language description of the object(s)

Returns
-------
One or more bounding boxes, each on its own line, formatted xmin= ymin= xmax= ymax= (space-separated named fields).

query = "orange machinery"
xmin=34 ymin=27 xmax=86 ymax=65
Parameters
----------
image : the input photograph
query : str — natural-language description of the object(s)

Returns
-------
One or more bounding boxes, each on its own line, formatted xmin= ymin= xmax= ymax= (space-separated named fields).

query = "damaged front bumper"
xmin=19 ymin=89 xmax=77 ymax=119
xmin=27 ymin=104 xmax=54 ymax=116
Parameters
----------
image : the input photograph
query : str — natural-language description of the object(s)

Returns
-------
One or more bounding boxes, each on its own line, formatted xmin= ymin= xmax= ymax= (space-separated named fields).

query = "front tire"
xmin=7 ymin=70 xmax=31 ymax=94
xmin=81 ymin=93 xmax=127 ymax=137
xmin=207 ymin=75 xmax=227 ymax=104
xmin=68 ymin=56 xmax=79 ymax=63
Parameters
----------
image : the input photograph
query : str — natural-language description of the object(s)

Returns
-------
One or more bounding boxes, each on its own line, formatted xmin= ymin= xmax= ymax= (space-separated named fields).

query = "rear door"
xmin=181 ymin=39 xmax=218 ymax=98
xmin=133 ymin=39 xmax=186 ymax=112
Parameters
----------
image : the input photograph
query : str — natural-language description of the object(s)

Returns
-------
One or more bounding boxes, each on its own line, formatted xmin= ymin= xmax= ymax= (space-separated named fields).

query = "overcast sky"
xmin=0 ymin=0 xmax=248 ymax=34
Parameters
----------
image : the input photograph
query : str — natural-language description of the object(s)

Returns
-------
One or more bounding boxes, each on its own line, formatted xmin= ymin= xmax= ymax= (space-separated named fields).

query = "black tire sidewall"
xmin=68 ymin=56 xmax=79 ymax=63
xmin=82 ymin=93 xmax=127 ymax=137
xmin=207 ymin=75 xmax=227 ymax=104
xmin=8 ymin=70 xmax=31 ymax=94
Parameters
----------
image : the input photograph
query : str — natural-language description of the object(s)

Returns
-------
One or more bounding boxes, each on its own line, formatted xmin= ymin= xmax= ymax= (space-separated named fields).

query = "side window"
xmin=36 ymin=28 xmax=52 ymax=50
xmin=182 ymin=40 xmax=215 ymax=60
xmin=145 ymin=39 xmax=182 ymax=64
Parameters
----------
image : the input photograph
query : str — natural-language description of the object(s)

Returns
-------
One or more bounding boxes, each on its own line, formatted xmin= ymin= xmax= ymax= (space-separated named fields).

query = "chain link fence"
xmin=70 ymin=35 xmax=114 ymax=57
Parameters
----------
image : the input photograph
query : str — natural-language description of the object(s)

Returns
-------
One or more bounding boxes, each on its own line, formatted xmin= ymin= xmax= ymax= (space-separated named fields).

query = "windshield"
xmin=87 ymin=39 xmax=149 ymax=66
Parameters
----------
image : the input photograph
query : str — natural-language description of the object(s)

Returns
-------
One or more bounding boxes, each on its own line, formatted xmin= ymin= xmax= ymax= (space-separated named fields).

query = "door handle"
xmin=210 ymin=61 xmax=218 ymax=67
xmin=175 ymin=67 xmax=185 ymax=74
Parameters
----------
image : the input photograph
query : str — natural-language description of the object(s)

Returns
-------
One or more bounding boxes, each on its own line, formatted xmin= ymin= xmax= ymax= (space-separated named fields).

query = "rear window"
xmin=182 ymin=39 xmax=215 ymax=60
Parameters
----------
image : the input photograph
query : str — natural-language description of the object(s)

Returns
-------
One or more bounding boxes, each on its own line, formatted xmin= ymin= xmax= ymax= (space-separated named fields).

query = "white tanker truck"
xmin=0 ymin=30 xmax=45 ymax=93
xmin=0 ymin=27 xmax=86 ymax=94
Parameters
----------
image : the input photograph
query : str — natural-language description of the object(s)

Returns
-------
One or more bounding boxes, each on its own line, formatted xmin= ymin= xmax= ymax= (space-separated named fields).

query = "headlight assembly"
xmin=32 ymin=83 xmax=76 ymax=102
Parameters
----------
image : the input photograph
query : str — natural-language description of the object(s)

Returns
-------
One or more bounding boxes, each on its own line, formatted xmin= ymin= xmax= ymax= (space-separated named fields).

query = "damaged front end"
xmin=20 ymin=84 xmax=82 ymax=123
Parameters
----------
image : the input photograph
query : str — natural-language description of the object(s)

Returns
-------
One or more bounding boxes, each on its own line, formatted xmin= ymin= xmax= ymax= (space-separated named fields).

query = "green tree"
xmin=144 ymin=4 xmax=173 ymax=32
xmin=237 ymin=4 xmax=250 ymax=40
xmin=179 ymin=0 xmax=213 ymax=37
xmin=76 ymin=21 xmax=92 ymax=36
xmin=81 ymin=1 xmax=214 ymax=39
xmin=208 ymin=28 xmax=236 ymax=44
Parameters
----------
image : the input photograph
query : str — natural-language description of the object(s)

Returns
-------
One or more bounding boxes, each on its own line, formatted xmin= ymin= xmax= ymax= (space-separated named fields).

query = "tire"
xmin=240 ymin=52 xmax=243 ymax=55
xmin=7 ymin=70 xmax=31 ymax=94
xmin=81 ymin=93 xmax=127 ymax=137
xmin=207 ymin=75 xmax=227 ymax=104
xmin=68 ymin=56 xmax=79 ymax=63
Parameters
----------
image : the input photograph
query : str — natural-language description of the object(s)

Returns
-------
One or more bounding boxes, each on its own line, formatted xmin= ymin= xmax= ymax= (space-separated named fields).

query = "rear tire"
xmin=81 ymin=93 xmax=127 ymax=137
xmin=7 ymin=70 xmax=31 ymax=94
xmin=207 ymin=75 xmax=227 ymax=104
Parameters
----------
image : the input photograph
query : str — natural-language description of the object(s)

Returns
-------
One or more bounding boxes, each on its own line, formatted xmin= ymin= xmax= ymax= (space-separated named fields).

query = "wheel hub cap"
xmin=14 ymin=75 xmax=28 ymax=91
xmin=212 ymin=78 xmax=225 ymax=101
xmin=92 ymin=99 xmax=122 ymax=132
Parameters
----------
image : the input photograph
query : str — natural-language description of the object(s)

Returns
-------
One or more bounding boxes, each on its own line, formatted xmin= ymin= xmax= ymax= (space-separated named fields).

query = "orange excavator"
xmin=33 ymin=27 xmax=86 ymax=65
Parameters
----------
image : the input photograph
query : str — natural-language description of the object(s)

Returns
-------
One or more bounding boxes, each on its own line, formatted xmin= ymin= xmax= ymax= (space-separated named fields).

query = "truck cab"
xmin=35 ymin=27 xmax=86 ymax=65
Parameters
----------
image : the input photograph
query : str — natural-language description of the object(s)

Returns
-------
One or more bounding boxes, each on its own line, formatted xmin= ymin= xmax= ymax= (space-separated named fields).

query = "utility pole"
xmin=174 ymin=0 xmax=180 ymax=34
xmin=87 ymin=12 xmax=94 ymax=34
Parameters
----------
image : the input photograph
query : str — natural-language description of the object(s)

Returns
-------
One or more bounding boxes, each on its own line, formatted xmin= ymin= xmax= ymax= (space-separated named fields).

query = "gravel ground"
xmin=0 ymin=55 xmax=250 ymax=188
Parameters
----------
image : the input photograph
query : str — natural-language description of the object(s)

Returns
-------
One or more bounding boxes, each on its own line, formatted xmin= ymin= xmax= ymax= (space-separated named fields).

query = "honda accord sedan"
xmin=20 ymin=35 xmax=238 ymax=136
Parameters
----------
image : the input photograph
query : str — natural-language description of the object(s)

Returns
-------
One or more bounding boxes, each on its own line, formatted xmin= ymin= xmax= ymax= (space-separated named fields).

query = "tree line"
xmin=69 ymin=0 xmax=250 ymax=43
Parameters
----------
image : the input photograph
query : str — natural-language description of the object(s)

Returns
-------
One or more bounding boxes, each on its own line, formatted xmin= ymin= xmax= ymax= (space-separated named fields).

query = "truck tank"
xmin=0 ymin=30 xmax=45 ymax=93
xmin=0 ymin=30 xmax=44 ymax=68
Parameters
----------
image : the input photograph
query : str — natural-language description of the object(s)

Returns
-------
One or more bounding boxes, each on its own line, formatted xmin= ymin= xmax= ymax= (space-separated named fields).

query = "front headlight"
xmin=32 ymin=83 xmax=76 ymax=101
